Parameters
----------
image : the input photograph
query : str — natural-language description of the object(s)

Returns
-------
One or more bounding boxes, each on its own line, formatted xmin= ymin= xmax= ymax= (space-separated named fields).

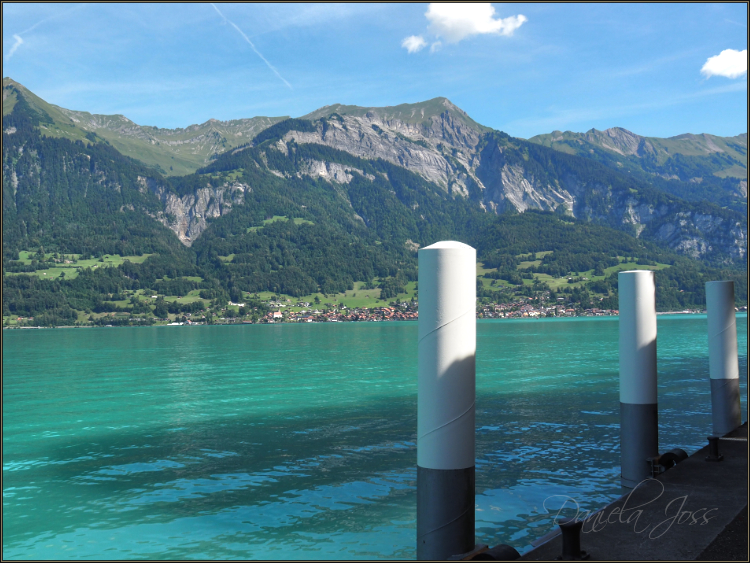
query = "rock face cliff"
xmin=296 ymin=159 xmax=375 ymax=184
xmin=138 ymin=176 xmax=249 ymax=246
xmin=288 ymin=98 xmax=484 ymax=197
xmin=652 ymin=211 xmax=747 ymax=261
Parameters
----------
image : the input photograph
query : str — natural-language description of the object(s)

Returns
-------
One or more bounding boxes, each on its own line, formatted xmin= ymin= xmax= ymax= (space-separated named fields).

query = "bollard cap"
xmin=421 ymin=241 xmax=474 ymax=251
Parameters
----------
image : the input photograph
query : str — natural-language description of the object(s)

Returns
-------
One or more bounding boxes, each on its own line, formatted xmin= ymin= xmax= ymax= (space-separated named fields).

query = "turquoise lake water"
xmin=3 ymin=315 xmax=747 ymax=559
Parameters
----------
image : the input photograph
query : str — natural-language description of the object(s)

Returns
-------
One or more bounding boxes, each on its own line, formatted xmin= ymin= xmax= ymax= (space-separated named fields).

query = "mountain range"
xmin=2 ymin=77 xmax=747 ymax=325
xmin=4 ymin=77 xmax=746 ymax=260
xmin=529 ymin=127 xmax=746 ymax=213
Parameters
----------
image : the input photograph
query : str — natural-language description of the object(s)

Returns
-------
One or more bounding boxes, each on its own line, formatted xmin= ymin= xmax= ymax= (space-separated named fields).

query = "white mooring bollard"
xmin=618 ymin=270 xmax=658 ymax=489
xmin=706 ymin=281 xmax=742 ymax=435
xmin=417 ymin=241 xmax=476 ymax=560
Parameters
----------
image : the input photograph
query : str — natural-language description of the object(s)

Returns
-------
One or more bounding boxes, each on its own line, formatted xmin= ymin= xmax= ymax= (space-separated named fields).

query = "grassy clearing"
xmin=209 ymin=170 xmax=245 ymax=183
xmin=518 ymin=258 xmax=542 ymax=269
xmin=476 ymin=262 xmax=495 ymax=277
xmin=713 ymin=164 xmax=747 ymax=179
xmin=9 ymin=252 xmax=154 ymax=280
xmin=130 ymin=289 xmax=207 ymax=305
xmin=517 ymin=251 xmax=552 ymax=270
xmin=478 ymin=276 xmax=500 ymax=290
xmin=16 ymin=251 xmax=152 ymax=266
xmin=247 ymin=215 xmax=314 ymax=233
xmin=245 ymin=280 xmax=418 ymax=312
xmin=604 ymin=260 xmax=670 ymax=276
xmin=475 ymin=253 xmax=671 ymax=292
xmin=164 ymin=294 xmax=206 ymax=304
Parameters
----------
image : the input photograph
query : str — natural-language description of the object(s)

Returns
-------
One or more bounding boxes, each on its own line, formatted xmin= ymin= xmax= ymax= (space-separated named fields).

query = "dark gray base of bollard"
xmin=417 ymin=465 xmax=475 ymax=560
xmin=711 ymin=378 xmax=742 ymax=436
xmin=620 ymin=402 xmax=658 ymax=488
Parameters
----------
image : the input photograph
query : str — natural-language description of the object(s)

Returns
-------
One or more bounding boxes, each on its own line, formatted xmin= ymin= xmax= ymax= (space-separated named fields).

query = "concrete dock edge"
xmin=519 ymin=423 xmax=748 ymax=561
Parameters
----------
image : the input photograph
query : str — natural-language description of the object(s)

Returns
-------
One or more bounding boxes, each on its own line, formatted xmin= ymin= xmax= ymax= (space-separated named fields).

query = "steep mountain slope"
xmin=528 ymin=127 xmax=747 ymax=212
xmin=2 ymin=78 xmax=287 ymax=175
xmin=2 ymin=92 xmax=196 ymax=259
xmin=233 ymin=112 xmax=746 ymax=264
xmin=475 ymin=132 xmax=746 ymax=262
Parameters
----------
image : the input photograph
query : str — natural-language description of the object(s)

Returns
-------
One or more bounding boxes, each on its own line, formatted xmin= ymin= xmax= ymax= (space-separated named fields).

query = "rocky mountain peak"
xmin=277 ymin=97 xmax=491 ymax=193
xmin=302 ymin=97 xmax=488 ymax=134
xmin=582 ymin=127 xmax=643 ymax=156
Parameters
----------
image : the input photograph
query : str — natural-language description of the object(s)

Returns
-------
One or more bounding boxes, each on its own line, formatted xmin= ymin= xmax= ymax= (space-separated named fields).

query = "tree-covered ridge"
xmin=481 ymin=131 xmax=744 ymax=221
xmin=183 ymin=135 xmax=514 ymax=298
xmin=476 ymin=131 xmax=747 ymax=265
xmin=4 ymin=208 xmax=746 ymax=326
xmin=224 ymin=114 xmax=746 ymax=266
xmin=527 ymin=127 xmax=747 ymax=213
xmin=2 ymin=95 xmax=188 ymax=261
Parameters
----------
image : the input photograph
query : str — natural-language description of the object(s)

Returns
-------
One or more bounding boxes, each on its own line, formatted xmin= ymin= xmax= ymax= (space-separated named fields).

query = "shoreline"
xmin=4 ymin=311 xmax=746 ymax=330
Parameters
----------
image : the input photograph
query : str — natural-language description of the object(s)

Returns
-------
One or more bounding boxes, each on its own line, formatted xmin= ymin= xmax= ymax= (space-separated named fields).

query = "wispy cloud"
xmin=210 ymin=3 xmax=292 ymax=89
xmin=724 ymin=19 xmax=747 ymax=28
xmin=4 ymin=5 xmax=86 ymax=61
xmin=18 ymin=5 xmax=85 ymax=35
xmin=701 ymin=49 xmax=747 ymax=79
xmin=5 ymin=35 xmax=24 ymax=61
xmin=401 ymin=35 xmax=427 ymax=54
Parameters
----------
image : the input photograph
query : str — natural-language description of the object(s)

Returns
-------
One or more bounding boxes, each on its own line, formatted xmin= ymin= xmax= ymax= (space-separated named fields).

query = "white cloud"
xmin=5 ymin=35 xmax=24 ymax=60
xmin=425 ymin=3 xmax=527 ymax=44
xmin=701 ymin=49 xmax=748 ymax=79
xmin=430 ymin=41 xmax=442 ymax=53
xmin=401 ymin=35 xmax=427 ymax=53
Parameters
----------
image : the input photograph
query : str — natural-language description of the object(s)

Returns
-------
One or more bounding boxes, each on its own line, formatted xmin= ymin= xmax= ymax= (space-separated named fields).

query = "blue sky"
xmin=2 ymin=3 xmax=747 ymax=138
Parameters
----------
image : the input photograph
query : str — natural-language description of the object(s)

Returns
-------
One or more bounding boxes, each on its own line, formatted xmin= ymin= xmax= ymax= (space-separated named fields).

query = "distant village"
xmin=245 ymin=298 xmax=621 ymax=323
xmin=10 ymin=297 xmax=745 ymax=329
xmin=228 ymin=299 xmax=419 ymax=324
xmin=200 ymin=297 xmax=729 ymax=325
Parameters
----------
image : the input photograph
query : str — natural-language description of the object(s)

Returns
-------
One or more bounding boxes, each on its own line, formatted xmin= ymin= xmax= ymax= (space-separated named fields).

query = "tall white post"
xmin=706 ymin=281 xmax=742 ymax=435
xmin=618 ymin=270 xmax=658 ymax=489
xmin=417 ymin=241 xmax=476 ymax=560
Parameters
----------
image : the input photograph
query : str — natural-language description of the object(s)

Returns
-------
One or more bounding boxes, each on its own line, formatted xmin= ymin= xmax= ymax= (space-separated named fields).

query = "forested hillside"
xmin=2 ymin=91 xmax=187 ymax=260
xmin=2 ymin=81 xmax=747 ymax=327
